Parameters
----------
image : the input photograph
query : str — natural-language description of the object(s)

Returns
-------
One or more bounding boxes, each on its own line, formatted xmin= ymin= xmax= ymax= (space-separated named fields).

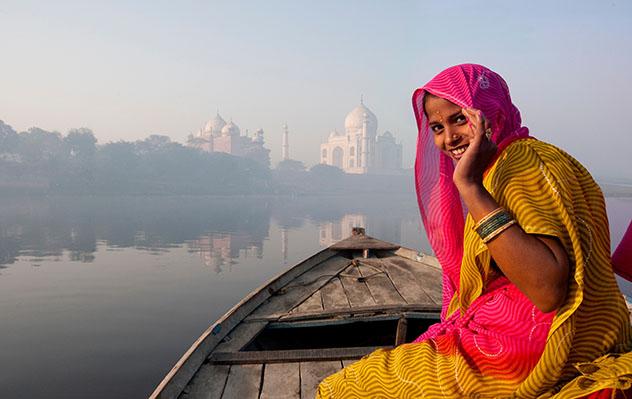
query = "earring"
xmin=485 ymin=128 xmax=492 ymax=140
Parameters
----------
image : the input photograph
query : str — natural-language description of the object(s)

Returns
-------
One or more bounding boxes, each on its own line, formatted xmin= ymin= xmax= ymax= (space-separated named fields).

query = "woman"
xmin=317 ymin=64 xmax=632 ymax=398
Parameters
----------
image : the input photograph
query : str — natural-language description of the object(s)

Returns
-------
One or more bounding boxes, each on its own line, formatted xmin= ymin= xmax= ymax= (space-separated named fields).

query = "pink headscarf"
xmin=411 ymin=64 xmax=530 ymax=319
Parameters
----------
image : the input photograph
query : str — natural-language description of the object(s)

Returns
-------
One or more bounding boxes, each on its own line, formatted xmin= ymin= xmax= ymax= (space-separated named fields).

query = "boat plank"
xmin=387 ymin=248 xmax=442 ymax=271
xmin=247 ymin=256 xmax=351 ymax=320
xmin=320 ymin=277 xmax=350 ymax=310
xmin=366 ymin=258 xmax=435 ymax=305
xmin=357 ymin=262 xmax=406 ymax=305
xmin=213 ymin=321 xmax=267 ymax=353
xmin=260 ymin=362 xmax=300 ymax=399
xmin=300 ymin=361 xmax=343 ymax=399
xmin=179 ymin=364 xmax=229 ymax=399
xmin=380 ymin=256 xmax=443 ymax=305
xmin=220 ymin=364 xmax=263 ymax=399
xmin=271 ymin=304 xmax=441 ymax=322
xmin=296 ymin=291 xmax=323 ymax=313
xmin=339 ymin=264 xmax=376 ymax=308
xmin=210 ymin=346 xmax=385 ymax=365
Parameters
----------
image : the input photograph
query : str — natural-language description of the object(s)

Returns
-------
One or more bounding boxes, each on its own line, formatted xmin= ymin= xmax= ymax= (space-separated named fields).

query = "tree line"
xmin=0 ymin=120 xmax=413 ymax=196
xmin=0 ymin=120 xmax=273 ymax=195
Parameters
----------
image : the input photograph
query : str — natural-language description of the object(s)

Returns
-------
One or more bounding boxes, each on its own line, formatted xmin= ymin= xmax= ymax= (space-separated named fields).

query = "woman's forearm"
xmin=457 ymin=182 xmax=569 ymax=313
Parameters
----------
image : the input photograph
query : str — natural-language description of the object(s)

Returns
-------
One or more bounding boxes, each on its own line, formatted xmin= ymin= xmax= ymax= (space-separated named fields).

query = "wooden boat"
xmin=150 ymin=228 xmax=443 ymax=399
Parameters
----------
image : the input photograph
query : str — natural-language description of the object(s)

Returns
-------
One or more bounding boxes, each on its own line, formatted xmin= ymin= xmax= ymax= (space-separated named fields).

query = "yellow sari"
xmin=317 ymin=139 xmax=632 ymax=398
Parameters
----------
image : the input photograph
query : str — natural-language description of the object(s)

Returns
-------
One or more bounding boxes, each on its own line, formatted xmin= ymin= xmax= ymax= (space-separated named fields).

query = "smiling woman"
xmin=317 ymin=64 xmax=632 ymax=398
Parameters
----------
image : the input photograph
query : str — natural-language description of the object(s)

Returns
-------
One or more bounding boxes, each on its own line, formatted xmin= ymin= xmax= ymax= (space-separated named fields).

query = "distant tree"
xmin=309 ymin=163 xmax=344 ymax=177
xmin=136 ymin=135 xmax=172 ymax=154
xmin=276 ymin=159 xmax=305 ymax=171
xmin=0 ymin=120 xmax=19 ymax=154
xmin=56 ymin=128 xmax=99 ymax=191
xmin=14 ymin=128 xmax=66 ymax=177
xmin=65 ymin=128 xmax=97 ymax=159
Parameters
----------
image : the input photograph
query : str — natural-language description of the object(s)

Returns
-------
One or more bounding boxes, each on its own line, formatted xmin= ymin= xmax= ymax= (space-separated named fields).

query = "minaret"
xmin=282 ymin=123 xmax=289 ymax=161
xmin=361 ymin=112 xmax=369 ymax=173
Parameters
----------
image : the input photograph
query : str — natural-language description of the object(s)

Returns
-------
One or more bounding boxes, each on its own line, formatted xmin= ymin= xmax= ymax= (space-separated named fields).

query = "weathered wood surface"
xmin=210 ymin=346 xmax=386 ymax=365
xmin=272 ymin=304 xmax=441 ymax=322
xmin=379 ymin=256 xmax=443 ymax=305
xmin=395 ymin=316 xmax=408 ymax=346
xmin=247 ymin=256 xmax=351 ymax=320
xmin=213 ymin=321 xmax=267 ymax=353
xmin=220 ymin=364 xmax=263 ymax=399
xmin=389 ymin=247 xmax=442 ymax=270
xmin=338 ymin=264 xmax=376 ymax=307
xmin=320 ymin=277 xmax=351 ymax=310
xmin=356 ymin=262 xmax=406 ymax=305
xmin=300 ymin=361 xmax=343 ymax=399
xmin=259 ymin=362 xmax=301 ymax=399
xmin=363 ymin=257 xmax=436 ymax=305
xmin=296 ymin=291 xmax=323 ymax=313
xmin=179 ymin=364 xmax=229 ymax=399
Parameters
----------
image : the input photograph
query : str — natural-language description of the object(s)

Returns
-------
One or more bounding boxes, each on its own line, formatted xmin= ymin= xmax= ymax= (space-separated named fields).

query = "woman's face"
xmin=424 ymin=94 xmax=471 ymax=162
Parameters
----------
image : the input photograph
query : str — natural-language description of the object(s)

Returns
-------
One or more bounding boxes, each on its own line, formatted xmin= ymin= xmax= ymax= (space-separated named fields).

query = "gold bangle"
xmin=474 ymin=207 xmax=505 ymax=230
xmin=482 ymin=219 xmax=517 ymax=244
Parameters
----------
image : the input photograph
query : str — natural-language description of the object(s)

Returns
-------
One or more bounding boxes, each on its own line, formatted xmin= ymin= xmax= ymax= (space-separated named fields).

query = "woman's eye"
xmin=456 ymin=115 xmax=467 ymax=124
xmin=430 ymin=124 xmax=443 ymax=133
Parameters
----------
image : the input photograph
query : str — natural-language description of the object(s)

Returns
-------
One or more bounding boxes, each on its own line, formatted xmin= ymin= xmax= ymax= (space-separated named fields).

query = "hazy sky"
xmin=1 ymin=1 xmax=631 ymax=179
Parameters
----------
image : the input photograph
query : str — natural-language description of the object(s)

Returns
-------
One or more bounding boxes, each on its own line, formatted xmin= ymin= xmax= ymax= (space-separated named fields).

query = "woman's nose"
xmin=444 ymin=128 xmax=460 ymax=147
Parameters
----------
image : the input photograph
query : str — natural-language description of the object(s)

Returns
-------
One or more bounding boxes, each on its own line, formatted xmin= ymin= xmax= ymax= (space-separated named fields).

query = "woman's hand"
xmin=453 ymin=108 xmax=497 ymax=190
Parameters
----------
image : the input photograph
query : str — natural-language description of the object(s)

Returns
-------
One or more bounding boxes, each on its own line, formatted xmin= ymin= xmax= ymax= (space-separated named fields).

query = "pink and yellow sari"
xmin=317 ymin=64 xmax=632 ymax=398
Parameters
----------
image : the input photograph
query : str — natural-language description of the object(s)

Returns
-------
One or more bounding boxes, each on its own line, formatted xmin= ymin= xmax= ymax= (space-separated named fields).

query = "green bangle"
xmin=476 ymin=209 xmax=515 ymax=242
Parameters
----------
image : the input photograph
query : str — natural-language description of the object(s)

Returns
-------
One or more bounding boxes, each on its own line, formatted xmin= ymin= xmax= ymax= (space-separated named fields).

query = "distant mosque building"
xmin=320 ymin=99 xmax=403 ymax=174
xmin=188 ymin=111 xmax=271 ymax=167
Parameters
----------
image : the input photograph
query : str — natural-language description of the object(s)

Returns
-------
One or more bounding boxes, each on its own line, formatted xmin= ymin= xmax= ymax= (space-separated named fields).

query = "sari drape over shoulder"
xmin=317 ymin=64 xmax=632 ymax=398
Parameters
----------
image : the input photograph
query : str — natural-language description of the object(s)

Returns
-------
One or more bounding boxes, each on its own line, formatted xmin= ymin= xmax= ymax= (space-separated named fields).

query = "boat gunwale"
xmin=149 ymin=243 xmax=437 ymax=399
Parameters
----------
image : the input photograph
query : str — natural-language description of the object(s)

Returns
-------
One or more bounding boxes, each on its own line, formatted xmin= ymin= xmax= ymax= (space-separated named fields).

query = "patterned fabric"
xmin=316 ymin=64 xmax=632 ymax=398
xmin=410 ymin=64 xmax=530 ymax=320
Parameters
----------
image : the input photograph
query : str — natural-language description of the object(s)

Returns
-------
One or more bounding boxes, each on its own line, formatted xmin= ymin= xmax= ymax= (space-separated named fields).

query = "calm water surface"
xmin=0 ymin=195 xmax=630 ymax=398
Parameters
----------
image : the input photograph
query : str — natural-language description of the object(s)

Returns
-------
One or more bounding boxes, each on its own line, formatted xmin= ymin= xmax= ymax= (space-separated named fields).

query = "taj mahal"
xmin=320 ymin=99 xmax=402 ymax=174
xmin=188 ymin=99 xmax=402 ymax=175
xmin=187 ymin=112 xmax=271 ymax=167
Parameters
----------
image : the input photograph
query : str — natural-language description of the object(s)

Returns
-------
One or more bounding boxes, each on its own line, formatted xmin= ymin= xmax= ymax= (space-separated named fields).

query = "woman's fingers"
xmin=463 ymin=107 xmax=491 ymax=143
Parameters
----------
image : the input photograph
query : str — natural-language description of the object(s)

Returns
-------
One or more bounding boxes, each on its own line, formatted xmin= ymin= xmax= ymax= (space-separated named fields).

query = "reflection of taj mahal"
xmin=319 ymin=214 xmax=366 ymax=246
xmin=319 ymin=213 xmax=404 ymax=248
xmin=320 ymin=99 xmax=403 ymax=174
xmin=189 ymin=233 xmax=263 ymax=273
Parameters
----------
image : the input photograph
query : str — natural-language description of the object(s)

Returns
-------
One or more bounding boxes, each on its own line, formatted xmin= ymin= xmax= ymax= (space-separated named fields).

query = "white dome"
xmin=344 ymin=102 xmax=377 ymax=134
xmin=382 ymin=130 xmax=394 ymax=138
xmin=204 ymin=113 xmax=226 ymax=135
xmin=221 ymin=121 xmax=240 ymax=136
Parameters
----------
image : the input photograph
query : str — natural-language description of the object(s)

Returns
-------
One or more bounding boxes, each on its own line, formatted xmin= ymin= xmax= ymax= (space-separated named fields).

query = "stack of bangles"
xmin=475 ymin=207 xmax=517 ymax=244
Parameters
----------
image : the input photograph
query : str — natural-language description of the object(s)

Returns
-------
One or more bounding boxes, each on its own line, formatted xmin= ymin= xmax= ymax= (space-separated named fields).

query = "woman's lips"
xmin=449 ymin=144 xmax=469 ymax=160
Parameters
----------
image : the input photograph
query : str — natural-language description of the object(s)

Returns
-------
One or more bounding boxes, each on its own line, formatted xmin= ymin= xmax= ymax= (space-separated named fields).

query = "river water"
xmin=0 ymin=195 xmax=630 ymax=398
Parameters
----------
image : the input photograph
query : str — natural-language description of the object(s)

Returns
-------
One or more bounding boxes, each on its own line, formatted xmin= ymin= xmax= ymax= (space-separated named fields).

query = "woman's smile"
xmin=449 ymin=144 xmax=469 ymax=160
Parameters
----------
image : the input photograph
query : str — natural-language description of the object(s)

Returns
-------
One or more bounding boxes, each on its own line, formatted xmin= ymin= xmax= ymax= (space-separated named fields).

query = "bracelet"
xmin=475 ymin=208 xmax=517 ymax=244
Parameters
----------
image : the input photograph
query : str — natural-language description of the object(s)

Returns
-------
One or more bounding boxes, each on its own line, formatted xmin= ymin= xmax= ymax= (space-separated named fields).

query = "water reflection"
xmin=189 ymin=233 xmax=264 ymax=273
xmin=0 ymin=195 xmax=425 ymax=271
